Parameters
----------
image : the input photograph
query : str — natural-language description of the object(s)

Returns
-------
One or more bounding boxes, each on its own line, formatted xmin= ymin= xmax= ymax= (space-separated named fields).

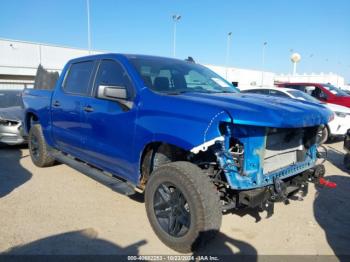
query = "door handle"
xmin=53 ymin=101 xmax=60 ymax=107
xmin=83 ymin=105 xmax=94 ymax=112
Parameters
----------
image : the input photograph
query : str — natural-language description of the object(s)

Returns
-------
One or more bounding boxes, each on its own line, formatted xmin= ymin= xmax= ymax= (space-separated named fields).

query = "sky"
xmin=1 ymin=0 xmax=349 ymax=81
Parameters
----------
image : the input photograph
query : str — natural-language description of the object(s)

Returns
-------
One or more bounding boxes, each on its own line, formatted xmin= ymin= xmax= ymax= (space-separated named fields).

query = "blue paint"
xmin=23 ymin=54 xmax=332 ymax=189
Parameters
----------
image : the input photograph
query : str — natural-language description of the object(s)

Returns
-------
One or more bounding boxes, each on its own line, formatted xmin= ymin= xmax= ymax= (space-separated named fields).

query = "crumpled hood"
xmin=178 ymin=92 xmax=332 ymax=128
xmin=0 ymin=106 xmax=24 ymax=122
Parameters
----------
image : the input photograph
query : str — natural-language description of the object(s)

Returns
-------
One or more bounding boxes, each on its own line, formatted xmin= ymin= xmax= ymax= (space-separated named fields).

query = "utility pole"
xmin=172 ymin=14 xmax=181 ymax=57
xmin=261 ymin=42 xmax=267 ymax=86
xmin=87 ymin=0 xmax=92 ymax=54
xmin=225 ymin=32 xmax=232 ymax=79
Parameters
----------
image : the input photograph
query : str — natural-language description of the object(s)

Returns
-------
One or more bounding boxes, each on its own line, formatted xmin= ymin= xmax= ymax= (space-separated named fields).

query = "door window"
xmin=269 ymin=90 xmax=289 ymax=98
xmin=288 ymin=85 xmax=306 ymax=92
xmin=95 ymin=60 xmax=133 ymax=98
xmin=63 ymin=61 xmax=94 ymax=95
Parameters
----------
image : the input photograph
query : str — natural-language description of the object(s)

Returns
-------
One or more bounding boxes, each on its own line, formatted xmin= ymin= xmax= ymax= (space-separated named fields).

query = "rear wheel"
xmin=28 ymin=124 xmax=55 ymax=167
xmin=344 ymin=153 xmax=350 ymax=170
xmin=145 ymin=161 xmax=222 ymax=253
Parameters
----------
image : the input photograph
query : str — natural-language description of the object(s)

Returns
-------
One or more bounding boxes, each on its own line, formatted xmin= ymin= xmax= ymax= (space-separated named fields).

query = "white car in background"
xmin=240 ymin=87 xmax=350 ymax=143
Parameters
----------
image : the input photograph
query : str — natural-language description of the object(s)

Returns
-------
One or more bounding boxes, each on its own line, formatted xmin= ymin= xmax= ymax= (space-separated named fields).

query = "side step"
xmin=52 ymin=151 xmax=136 ymax=196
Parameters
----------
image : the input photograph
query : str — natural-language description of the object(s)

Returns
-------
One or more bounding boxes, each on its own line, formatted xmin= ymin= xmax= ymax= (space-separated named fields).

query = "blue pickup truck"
xmin=23 ymin=54 xmax=332 ymax=252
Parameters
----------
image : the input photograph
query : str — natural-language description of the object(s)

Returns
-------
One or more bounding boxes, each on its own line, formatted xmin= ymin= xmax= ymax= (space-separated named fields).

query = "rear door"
xmin=51 ymin=60 xmax=95 ymax=156
xmin=79 ymin=59 xmax=137 ymax=181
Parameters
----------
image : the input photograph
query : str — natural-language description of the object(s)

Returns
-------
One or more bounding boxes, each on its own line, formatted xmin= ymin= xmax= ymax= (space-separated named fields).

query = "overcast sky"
xmin=1 ymin=0 xmax=349 ymax=81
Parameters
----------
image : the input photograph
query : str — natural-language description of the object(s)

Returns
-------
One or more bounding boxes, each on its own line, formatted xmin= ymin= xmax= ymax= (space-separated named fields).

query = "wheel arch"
xmin=138 ymin=141 xmax=190 ymax=189
xmin=25 ymin=111 xmax=39 ymax=133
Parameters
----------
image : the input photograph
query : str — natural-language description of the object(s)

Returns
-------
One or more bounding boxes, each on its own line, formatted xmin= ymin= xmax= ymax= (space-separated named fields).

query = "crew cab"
xmin=23 ymin=54 xmax=332 ymax=252
xmin=276 ymin=82 xmax=350 ymax=108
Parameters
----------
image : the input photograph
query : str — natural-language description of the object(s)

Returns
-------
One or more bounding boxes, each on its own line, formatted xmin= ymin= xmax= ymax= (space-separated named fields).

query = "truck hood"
xmin=177 ymin=92 xmax=332 ymax=128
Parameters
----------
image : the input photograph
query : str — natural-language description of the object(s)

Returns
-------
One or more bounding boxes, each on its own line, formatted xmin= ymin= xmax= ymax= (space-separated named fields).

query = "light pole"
xmin=309 ymin=54 xmax=314 ymax=73
xmin=87 ymin=0 xmax=92 ymax=54
xmin=261 ymin=41 xmax=267 ymax=86
xmin=225 ymin=32 xmax=232 ymax=79
xmin=172 ymin=14 xmax=181 ymax=57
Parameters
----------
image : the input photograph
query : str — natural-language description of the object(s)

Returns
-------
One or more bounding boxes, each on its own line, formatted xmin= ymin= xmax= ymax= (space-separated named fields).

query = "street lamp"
xmin=309 ymin=54 xmax=314 ymax=73
xmin=86 ymin=0 xmax=92 ymax=54
xmin=225 ymin=32 xmax=232 ymax=79
xmin=172 ymin=14 xmax=181 ymax=57
xmin=261 ymin=41 xmax=267 ymax=86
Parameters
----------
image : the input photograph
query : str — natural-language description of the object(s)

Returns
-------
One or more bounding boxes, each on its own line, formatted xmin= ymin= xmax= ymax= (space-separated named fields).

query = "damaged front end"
xmin=194 ymin=123 xmax=331 ymax=216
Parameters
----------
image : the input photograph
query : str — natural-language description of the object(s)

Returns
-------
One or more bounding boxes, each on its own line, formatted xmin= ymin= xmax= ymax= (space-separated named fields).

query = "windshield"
xmin=127 ymin=56 xmax=239 ymax=94
xmin=323 ymin=84 xmax=349 ymax=97
xmin=0 ymin=90 xmax=23 ymax=108
xmin=286 ymin=90 xmax=321 ymax=104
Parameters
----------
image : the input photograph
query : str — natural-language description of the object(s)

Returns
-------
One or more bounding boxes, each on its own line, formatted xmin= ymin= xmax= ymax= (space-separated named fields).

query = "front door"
xmin=80 ymin=59 xmax=137 ymax=181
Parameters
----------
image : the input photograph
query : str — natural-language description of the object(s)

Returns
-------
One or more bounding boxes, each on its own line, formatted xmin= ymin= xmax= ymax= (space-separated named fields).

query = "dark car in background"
xmin=344 ymin=129 xmax=350 ymax=170
xmin=0 ymin=89 xmax=26 ymax=146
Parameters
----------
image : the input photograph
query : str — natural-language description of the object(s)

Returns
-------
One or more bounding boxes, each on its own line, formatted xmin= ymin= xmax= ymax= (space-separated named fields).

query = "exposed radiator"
xmin=263 ymin=128 xmax=304 ymax=174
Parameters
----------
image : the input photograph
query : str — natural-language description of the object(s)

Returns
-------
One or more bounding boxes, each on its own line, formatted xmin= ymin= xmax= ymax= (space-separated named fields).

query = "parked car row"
xmin=241 ymin=87 xmax=350 ymax=144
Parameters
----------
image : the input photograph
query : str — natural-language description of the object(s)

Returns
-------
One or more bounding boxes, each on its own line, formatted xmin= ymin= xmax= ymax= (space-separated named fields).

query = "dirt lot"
xmin=0 ymin=141 xmax=349 ymax=258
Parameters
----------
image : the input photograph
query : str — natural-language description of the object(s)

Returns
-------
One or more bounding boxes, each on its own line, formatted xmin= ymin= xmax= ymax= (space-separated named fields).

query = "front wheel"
xmin=145 ymin=161 xmax=222 ymax=253
xmin=318 ymin=126 xmax=329 ymax=145
xmin=28 ymin=124 xmax=55 ymax=167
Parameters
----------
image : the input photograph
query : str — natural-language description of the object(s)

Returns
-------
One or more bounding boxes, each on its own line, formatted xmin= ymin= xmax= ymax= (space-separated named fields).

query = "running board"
xmin=52 ymin=151 xmax=136 ymax=196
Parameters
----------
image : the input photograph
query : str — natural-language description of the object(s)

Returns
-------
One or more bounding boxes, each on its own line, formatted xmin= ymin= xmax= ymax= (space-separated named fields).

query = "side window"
xmin=312 ymin=87 xmax=327 ymax=100
xmin=288 ymin=85 xmax=306 ymax=92
xmin=253 ymin=89 xmax=269 ymax=95
xmin=95 ymin=60 xmax=133 ymax=98
xmin=269 ymin=90 xmax=288 ymax=98
xmin=64 ymin=61 xmax=94 ymax=95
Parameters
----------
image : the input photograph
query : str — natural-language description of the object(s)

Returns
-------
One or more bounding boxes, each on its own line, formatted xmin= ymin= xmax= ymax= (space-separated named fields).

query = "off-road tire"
xmin=344 ymin=153 xmax=350 ymax=170
xmin=28 ymin=124 xmax=55 ymax=167
xmin=145 ymin=161 xmax=222 ymax=253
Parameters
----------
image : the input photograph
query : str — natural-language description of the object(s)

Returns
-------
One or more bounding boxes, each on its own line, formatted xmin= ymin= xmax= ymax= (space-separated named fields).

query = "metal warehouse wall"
xmin=0 ymin=38 xmax=347 ymax=90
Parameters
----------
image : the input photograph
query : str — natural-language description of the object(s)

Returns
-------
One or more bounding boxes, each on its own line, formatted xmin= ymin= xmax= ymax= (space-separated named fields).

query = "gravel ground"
xmin=0 ymin=141 xmax=349 ymax=259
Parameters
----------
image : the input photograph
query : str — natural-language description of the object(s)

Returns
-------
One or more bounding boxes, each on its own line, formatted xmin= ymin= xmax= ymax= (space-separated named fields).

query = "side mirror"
xmin=97 ymin=85 xmax=127 ymax=100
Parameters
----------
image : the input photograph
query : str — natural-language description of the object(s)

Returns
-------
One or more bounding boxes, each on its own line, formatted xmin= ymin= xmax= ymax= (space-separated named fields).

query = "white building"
xmin=206 ymin=65 xmax=275 ymax=88
xmin=0 ymin=38 xmax=347 ymax=90
xmin=0 ymin=38 xmax=100 ymax=89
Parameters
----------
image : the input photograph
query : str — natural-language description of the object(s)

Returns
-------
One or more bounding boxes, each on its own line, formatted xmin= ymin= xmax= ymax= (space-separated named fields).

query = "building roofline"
xmin=0 ymin=37 xmax=107 ymax=53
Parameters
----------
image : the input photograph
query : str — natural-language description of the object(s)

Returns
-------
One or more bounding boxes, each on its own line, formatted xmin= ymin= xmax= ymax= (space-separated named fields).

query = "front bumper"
xmin=236 ymin=165 xmax=326 ymax=218
xmin=328 ymin=115 xmax=350 ymax=136
xmin=0 ymin=122 xmax=26 ymax=145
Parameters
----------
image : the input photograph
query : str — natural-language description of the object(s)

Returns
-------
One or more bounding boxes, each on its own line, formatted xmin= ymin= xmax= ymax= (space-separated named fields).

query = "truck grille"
xmin=263 ymin=128 xmax=304 ymax=174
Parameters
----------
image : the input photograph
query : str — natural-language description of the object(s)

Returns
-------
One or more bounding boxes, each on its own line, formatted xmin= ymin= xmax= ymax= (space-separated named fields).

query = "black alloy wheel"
xmin=153 ymin=182 xmax=191 ymax=237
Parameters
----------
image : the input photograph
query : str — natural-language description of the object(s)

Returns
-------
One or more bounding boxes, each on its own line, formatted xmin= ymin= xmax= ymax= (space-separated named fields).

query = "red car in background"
xmin=276 ymin=82 xmax=350 ymax=108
